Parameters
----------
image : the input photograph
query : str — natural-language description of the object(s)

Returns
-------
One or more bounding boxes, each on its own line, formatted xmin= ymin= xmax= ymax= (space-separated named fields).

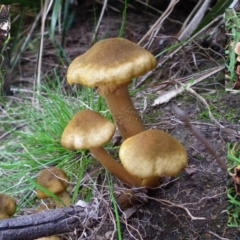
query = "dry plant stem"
xmin=136 ymin=16 xmax=224 ymax=88
xmin=89 ymin=147 xmax=142 ymax=187
xmin=173 ymin=106 xmax=227 ymax=173
xmin=138 ymin=0 xmax=179 ymax=48
xmin=148 ymin=197 xmax=205 ymax=220
xmin=181 ymin=83 xmax=225 ymax=128
xmin=102 ymin=86 xmax=146 ymax=140
xmin=177 ymin=0 xmax=211 ymax=41
xmin=208 ymin=231 xmax=231 ymax=240
xmin=91 ymin=0 xmax=108 ymax=45
xmin=152 ymin=65 xmax=224 ymax=106
xmin=35 ymin=0 xmax=53 ymax=100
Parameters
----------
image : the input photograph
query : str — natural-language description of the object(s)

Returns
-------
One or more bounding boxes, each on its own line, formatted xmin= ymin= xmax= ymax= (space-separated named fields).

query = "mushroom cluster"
xmin=64 ymin=37 xmax=188 ymax=208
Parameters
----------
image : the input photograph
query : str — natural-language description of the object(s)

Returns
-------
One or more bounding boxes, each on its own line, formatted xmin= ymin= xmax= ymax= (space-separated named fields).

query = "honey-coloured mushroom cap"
xmin=67 ymin=38 xmax=157 ymax=91
xmin=66 ymin=38 xmax=157 ymax=140
xmin=0 ymin=193 xmax=17 ymax=220
xmin=119 ymin=129 xmax=188 ymax=179
xmin=61 ymin=110 xmax=142 ymax=187
xmin=37 ymin=167 xmax=69 ymax=199
xmin=61 ymin=110 xmax=116 ymax=150
xmin=235 ymin=42 xmax=240 ymax=55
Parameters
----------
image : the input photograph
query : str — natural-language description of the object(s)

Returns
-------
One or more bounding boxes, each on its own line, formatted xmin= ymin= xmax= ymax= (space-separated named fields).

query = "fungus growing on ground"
xmin=0 ymin=193 xmax=17 ymax=220
xmin=37 ymin=236 xmax=60 ymax=240
xmin=234 ymin=42 xmax=240 ymax=62
xmin=67 ymin=38 xmax=157 ymax=140
xmin=37 ymin=167 xmax=71 ymax=208
xmin=233 ymin=166 xmax=240 ymax=195
xmin=61 ymin=109 xmax=141 ymax=187
xmin=119 ymin=129 xmax=188 ymax=187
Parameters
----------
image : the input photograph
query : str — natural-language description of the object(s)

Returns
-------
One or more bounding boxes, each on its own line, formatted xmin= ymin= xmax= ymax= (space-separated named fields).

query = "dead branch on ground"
xmin=0 ymin=200 xmax=104 ymax=240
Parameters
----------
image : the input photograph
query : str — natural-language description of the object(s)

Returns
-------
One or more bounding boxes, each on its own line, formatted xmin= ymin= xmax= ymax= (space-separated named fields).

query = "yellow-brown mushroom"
xmin=0 ymin=193 xmax=17 ymax=220
xmin=61 ymin=110 xmax=141 ymax=187
xmin=37 ymin=167 xmax=71 ymax=208
xmin=119 ymin=129 xmax=188 ymax=187
xmin=67 ymin=38 xmax=157 ymax=140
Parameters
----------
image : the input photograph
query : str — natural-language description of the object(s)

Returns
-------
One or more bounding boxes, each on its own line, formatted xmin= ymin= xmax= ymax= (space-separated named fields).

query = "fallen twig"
xmin=173 ymin=106 xmax=228 ymax=173
xmin=177 ymin=0 xmax=211 ymax=41
xmin=208 ymin=231 xmax=232 ymax=240
xmin=138 ymin=0 xmax=179 ymax=50
xmin=0 ymin=200 xmax=103 ymax=240
xmin=148 ymin=197 xmax=205 ymax=220
xmin=175 ymin=80 xmax=225 ymax=128
xmin=151 ymin=65 xmax=224 ymax=106
xmin=135 ymin=16 xmax=224 ymax=88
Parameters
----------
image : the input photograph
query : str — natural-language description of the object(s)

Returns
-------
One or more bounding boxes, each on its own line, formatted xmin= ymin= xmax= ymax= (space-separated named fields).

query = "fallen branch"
xmin=148 ymin=197 xmax=205 ymax=220
xmin=0 ymin=200 xmax=103 ymax=240
xmin=151 ymin=65 xmax=224 ymax=106
xmin=173 ymin=106 xmax=228 ymax=173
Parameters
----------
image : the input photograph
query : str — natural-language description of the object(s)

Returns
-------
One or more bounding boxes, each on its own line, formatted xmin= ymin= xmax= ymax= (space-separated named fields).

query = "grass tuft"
xmin=0 ymin=82 xmax=110 ymax=210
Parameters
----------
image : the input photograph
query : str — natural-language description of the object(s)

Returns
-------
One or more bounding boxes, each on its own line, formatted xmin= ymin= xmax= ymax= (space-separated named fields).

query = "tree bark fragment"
xmin=0 ymin=202 xmax=103 ymax=240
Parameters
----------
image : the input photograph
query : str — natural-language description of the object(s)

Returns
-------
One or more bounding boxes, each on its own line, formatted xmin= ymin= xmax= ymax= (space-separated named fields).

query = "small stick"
xmin=173 ymin=106 xmax=228 ymax=173
xmin=148 ymin=197 xmax=205 ymax=220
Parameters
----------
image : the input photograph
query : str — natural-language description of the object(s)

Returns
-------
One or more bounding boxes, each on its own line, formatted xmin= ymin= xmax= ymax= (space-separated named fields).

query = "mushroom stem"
xmin=54 ymin=191 xmax=71 ymax=208
xmin=89 ymin=147 xmax=142 ymax=187
xmin=141 ymin=177 xmax=160 ymax=188
xmin=100 ymin=85 xmax=146 ymax=140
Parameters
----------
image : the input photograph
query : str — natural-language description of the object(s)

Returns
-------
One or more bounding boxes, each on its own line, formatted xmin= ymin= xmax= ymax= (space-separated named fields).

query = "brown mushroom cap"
xmin=61 ymin=110 xmax=115 ymax=150
xmin=0 ymin=193 xmax=17 ymax=219
xmin=235 ymin=42 xmax=240 ymax=55
xmin=37 ymin=167 xmax=69 ymax=199
xmin=61 ymin=110 xmax=142 ymax=187
xmin=37 ymin=236 xmax=60 ymax=240
xmin=119 ymin=129 xmax=188 ymax=179
xmin=67 ymin=38 xmax=157 ymax=95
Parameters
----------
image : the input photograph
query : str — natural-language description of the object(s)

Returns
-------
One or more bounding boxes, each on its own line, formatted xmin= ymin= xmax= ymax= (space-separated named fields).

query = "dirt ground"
xmin=77 ymin=90 xmax=238 ymax=240
xmin=4 ymin=1 xmax=240 ymax=239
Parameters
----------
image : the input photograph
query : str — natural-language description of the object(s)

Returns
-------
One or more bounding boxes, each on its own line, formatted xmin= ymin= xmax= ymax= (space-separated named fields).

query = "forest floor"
xmin=1 ymin=1 xmax=240 ymax=239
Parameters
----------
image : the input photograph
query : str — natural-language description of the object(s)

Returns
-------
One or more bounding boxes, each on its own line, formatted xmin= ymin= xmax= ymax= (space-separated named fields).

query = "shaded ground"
xmin=2 ymin=1 xmax=240 ymax=239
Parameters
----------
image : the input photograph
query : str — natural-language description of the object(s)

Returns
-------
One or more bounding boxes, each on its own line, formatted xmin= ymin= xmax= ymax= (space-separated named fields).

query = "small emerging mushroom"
xmin=37 ymin=167 xmax=71 ymax=208
xmin=67 ymin=38 xmax=157 ymax=140
xmin=0 ymin=193 xmax=17 ymax=220
xmin=234 ymin=42 xmax=240 ymax=62
xmin=233 ymin=166 xmax=240 ymax=195
xmin=234 ymin=42 xmax=240 ymax=55
xmin=37 ymin=237 xmax=60 ymax=240
xmin=61 ymin=109 xmax=141 ymax=187
xmin=119 ymin=129 xmax=188 ymax=187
